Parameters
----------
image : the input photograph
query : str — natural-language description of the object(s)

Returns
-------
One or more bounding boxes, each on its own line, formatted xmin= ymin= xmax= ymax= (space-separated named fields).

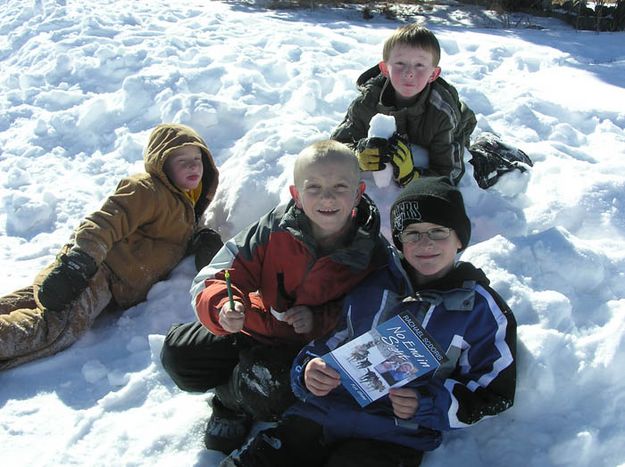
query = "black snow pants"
xmin=160 ymin=320 xmax=301 ymax=421
xmin=221 ymin=415 xmax=424 ymax=467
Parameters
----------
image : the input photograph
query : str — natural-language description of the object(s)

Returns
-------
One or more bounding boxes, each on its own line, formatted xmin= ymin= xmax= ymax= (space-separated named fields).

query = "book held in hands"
xmin=322 ymin=310 xmax=447 ymax=407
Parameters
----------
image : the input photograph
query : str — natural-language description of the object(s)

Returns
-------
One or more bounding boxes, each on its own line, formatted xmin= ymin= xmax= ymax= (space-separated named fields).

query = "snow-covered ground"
xmin=1 ymin=1 xmax=625 ymax=466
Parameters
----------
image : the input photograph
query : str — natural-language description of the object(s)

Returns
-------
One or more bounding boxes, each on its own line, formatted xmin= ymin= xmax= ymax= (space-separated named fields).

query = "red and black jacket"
xmin=191 ymin=194 xmax=388 ymax=345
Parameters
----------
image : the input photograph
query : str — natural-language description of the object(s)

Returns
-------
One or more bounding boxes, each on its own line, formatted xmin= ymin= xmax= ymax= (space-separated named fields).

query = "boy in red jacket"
xmin=160 ymin=140 xmax=388 ymax=454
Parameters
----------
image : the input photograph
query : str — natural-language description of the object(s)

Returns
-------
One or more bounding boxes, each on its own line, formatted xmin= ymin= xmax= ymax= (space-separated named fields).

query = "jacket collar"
xmin=389 ymin=260 xmax=490 ymax=318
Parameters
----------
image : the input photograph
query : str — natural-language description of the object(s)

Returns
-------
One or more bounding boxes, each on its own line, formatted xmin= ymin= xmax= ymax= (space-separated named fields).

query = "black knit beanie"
xmin=390 ymin=176 xmax=471 ymax=251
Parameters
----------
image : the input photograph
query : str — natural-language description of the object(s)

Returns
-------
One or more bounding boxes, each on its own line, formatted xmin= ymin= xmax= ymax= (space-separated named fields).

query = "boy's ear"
xmin=379 ymin=61 xmax=389 ymax=77
xmin=429 ymin=66 xmax=441 ymax=83
xmin=289 ymin=185 xmax=303 ymax=209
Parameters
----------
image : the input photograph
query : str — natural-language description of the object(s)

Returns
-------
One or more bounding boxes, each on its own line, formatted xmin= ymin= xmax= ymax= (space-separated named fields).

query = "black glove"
xmin=469 ymin=133 xmax=533 ymax=189
xmin=388 ymin=133 xmax=418 ymax=186
xmin=189 ymin=228 xmax=224 ymax=271
xmin=355 ymin=137 xmax=391 ymax=172
xmin=38 ymin=249 xmax=98 ymax=312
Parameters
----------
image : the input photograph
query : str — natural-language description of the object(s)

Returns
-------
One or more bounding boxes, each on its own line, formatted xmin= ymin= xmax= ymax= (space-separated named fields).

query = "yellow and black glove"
xmin=388 ymin=133 xmax=418 ymax=186
xmin=355 ymin=137 xmax=391 ymax=172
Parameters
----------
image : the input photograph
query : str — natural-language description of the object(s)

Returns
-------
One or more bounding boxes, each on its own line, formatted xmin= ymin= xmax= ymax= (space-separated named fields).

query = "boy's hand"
xmin=37 ymin=249 xmax=97 ymax=311
xmin=388 ymin=133 xmax=418 ymax=186
xmin=304 ymin=357 xmax=341 ymax=396
xmin=355 ymin=137 xmax=390 ymax=171
xmin=218 ymin=301 xmax=245 ymax=333
xmin=283 ymin=305 xmax=313 ymax=334
xmin=389 ymin=387 xmax=420 ymax=419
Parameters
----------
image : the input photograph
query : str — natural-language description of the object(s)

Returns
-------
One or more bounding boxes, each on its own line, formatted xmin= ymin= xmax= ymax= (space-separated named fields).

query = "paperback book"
xmin=322 ymin=310 xmax=447 ymax=407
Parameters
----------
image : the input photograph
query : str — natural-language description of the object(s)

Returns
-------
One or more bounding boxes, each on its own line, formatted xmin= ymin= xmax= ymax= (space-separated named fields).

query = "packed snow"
xmin=1 ymin=1 xmax=625 ymax=466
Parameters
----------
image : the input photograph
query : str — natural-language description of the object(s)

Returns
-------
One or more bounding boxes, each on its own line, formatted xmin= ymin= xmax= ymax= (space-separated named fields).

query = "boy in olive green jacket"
xmin=332 ymin=24 xmax=476 ymax=187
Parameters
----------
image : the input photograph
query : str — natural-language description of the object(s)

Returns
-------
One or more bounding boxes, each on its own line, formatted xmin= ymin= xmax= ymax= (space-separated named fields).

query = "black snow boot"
xmin=204 ymin=396 xmax=252 ymax=454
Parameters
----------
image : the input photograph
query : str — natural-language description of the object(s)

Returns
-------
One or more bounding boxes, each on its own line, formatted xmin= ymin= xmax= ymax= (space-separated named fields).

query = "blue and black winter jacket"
xmin=289 ymin=247 xmax=516 ymax=452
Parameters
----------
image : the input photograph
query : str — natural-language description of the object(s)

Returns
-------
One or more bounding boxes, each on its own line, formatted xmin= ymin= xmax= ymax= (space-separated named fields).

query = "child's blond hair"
xmin=382 ymin=24 xmax=441 ymax=66
xmin=293 ymin=140 xmax=359 ymax=188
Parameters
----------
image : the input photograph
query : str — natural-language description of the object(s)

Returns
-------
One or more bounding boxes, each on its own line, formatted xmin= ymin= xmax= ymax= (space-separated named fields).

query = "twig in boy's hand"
xmin=224 ymin=270 xmax=236 ymax=312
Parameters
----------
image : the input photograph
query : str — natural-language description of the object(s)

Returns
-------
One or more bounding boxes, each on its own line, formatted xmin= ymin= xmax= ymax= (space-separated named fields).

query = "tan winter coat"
xmin=70 ymin=123 xmax=219 ymax=308
xmin=0 ymin=124 xmax=219 ymax=370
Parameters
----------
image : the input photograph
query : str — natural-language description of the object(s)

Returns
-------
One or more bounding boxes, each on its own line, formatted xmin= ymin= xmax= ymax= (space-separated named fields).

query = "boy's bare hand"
xmin=218 ymin=301 xmax=245 ymax=333
xmin=304 ymin=357 xmax=341 ymax=396
xmin=283 ymin=305 xmax=313 ymax=334
xmin=389 ymin=387 xmax=419 ymax=419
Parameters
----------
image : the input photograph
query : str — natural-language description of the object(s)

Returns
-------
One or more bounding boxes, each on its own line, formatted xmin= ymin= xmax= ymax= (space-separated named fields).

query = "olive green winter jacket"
xmin=331 ymin=65 xmax=477 ymax=185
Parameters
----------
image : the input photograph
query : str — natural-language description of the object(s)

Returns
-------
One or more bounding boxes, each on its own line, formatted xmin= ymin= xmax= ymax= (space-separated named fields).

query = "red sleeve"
xmin=193 ymin=210 xmax=272 ymax=337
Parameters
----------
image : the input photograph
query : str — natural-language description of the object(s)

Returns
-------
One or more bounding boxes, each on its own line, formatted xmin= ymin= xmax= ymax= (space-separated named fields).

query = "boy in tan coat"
xmin=0 ymin=123 xmax=221 ymax=370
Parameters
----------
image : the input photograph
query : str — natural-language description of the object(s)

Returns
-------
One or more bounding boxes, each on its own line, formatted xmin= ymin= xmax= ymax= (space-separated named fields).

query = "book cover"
xmin=321 ymin=310 xmax=447 ymax=407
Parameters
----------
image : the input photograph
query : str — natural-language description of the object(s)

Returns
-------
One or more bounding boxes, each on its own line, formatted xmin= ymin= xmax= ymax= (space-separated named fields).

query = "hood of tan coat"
xmin=145 ymin=123 xmax=219 ymax=216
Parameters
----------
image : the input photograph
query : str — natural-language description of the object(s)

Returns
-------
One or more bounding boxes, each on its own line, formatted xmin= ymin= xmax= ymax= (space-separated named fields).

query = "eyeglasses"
xmin=399 ymin=227 xmax=453 ymax=244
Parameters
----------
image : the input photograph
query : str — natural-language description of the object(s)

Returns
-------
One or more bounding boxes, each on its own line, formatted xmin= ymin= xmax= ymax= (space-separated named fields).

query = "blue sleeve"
xmin=412 ymin=286 xmax=516 ymax=431
xmin=290 ymin=262 xmax=408 ymax=402
xmin=290 ymin=311 xmax=351 ymax=401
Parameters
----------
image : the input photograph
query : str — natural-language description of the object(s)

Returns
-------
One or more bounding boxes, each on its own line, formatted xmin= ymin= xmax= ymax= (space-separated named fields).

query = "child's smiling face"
xmin=400 ymin=222 xmax=461 ymax=285
xmin=290 ymin=158 xmax=364 ymax=243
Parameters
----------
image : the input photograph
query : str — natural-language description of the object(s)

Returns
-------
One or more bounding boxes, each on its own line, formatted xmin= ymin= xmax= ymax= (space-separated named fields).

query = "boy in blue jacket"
xmin=221 ymin=176 xmax=516 ymax=467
